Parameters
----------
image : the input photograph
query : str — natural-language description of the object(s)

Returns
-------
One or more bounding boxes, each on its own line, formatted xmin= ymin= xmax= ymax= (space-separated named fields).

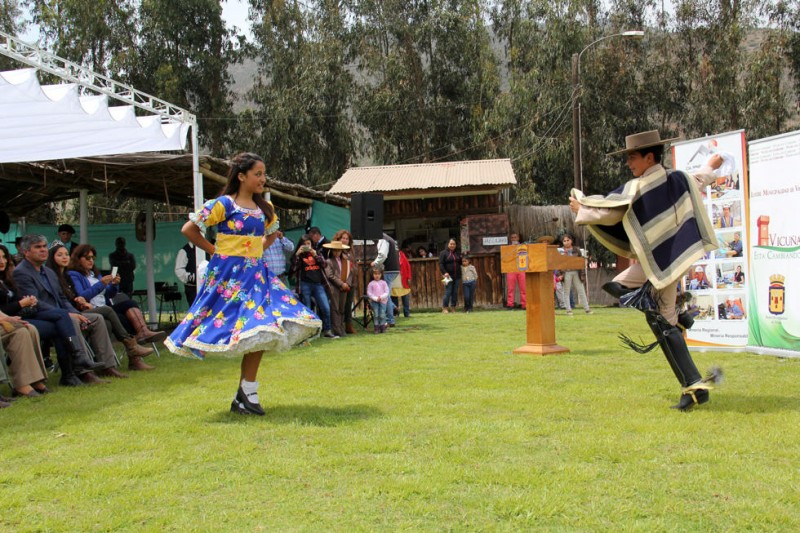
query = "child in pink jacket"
xmin=367 ymin=265 xmax=390 ymax=333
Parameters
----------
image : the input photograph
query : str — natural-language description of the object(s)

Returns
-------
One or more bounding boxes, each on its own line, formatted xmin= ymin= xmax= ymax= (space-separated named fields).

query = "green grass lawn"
xmin=2 ymin=307 xmax=799 ymax=531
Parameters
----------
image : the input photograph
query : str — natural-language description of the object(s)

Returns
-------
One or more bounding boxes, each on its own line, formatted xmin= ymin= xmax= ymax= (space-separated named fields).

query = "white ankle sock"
xmin=240 ymin=379 xmax=260 ymax=405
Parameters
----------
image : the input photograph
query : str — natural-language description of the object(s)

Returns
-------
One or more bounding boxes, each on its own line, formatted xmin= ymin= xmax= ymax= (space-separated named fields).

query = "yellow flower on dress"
xmin=245 ymin=300 xmax=256 ymax=310
xmin=272 ymin=309 xmax=282 ymax=317
xmin=234 ymin=317 xmax=246 ymax=331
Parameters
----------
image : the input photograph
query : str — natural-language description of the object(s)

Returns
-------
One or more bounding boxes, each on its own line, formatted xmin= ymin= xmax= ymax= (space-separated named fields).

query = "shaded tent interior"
xmin=0 ymin=153 xmax=350 ymax=218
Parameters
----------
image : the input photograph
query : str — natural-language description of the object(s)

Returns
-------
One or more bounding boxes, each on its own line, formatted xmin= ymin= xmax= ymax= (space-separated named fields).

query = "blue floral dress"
xmin=165 ymin=196 xmax=321 ymax=359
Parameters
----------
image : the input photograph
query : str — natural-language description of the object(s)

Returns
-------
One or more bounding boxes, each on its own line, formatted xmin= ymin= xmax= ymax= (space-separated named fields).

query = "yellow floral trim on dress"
xmin=189 ymin=200 xmax=227 ymax=232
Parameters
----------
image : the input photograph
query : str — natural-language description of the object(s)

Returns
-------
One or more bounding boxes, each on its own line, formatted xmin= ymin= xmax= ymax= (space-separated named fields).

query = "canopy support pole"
xmin=79 ymin=189 xmax=88 ymax=244
xmin=144 ymin=201 xmax=157 ymax=325
xmin=191 ymin=124 xmax=205 ymax=286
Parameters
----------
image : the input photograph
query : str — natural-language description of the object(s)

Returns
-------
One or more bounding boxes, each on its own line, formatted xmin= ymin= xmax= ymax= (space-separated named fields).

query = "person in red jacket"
xmin=398 ymin=248 xmax=412 ymax=317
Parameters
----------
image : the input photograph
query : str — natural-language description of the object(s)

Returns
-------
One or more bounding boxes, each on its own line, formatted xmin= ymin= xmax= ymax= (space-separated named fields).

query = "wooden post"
xmin=501 ymin=243 xmax=585 ymax=355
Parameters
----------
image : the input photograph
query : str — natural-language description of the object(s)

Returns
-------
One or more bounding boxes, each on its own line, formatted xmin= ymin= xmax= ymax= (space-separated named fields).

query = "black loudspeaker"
xmin=350 ymin=193 xmax=384 ymax=240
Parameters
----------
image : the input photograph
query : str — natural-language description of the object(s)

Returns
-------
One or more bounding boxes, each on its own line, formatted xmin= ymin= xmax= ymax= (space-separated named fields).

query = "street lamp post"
xmin=570 ymin=30 xmax=643 ymax=302
xmin=571 ymin=30 xmax=644 ymax=193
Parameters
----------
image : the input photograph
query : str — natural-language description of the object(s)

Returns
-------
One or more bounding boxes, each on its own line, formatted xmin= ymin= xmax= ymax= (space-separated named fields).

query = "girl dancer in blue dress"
xmin=166 ymin=152 xmax=321 ymax=415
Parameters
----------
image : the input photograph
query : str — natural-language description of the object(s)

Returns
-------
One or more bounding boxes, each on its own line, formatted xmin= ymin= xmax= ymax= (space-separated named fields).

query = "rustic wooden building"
xmin=330 ymin=159 xmax=517 ymax=309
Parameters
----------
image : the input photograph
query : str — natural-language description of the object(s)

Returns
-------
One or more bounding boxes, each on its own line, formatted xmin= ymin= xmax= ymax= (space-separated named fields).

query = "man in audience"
xmin=175 ymin=242 xmax=199 ymax=305
xmin=263 ymin=229 xmax=295 ymax=286
xmin=371 ymin=232 xmax=401 ymax=327
xmin=50 ymin=224 xmax=78 ymax=253
xmin=108 ymin=236 xmax=136 ymax=296
xmin=13 ymin=234 xmax=117 ymax=384
xmin=308 ymin=227 xmax=329 ymax=259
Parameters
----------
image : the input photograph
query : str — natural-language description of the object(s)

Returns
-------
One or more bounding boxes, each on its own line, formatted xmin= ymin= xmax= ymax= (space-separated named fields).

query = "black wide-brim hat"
xmin=57 ymin=223 xmax=76 ymax=234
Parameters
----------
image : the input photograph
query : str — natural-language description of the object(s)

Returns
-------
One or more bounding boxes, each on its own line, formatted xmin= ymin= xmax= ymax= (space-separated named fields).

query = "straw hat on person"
xmin=608 ymin=130 xmax=683 ymax=156
xmin=323 ymin=240 xmax=350 ymax=250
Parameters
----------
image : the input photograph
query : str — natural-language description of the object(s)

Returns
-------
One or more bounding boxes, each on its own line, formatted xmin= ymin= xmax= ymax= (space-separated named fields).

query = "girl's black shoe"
xmin=234 ymin=387 xmax=265 ymax=416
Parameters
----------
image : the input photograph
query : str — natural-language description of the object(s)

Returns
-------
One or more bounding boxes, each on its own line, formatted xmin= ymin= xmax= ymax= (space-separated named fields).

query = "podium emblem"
xmin=516 ymin=246 xmax=528 ymax=271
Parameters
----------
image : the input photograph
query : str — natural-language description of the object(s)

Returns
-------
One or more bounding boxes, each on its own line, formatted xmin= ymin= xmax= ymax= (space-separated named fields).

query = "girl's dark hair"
xmin=68 ymin=244 xmax=99 ymax=276
xmin=46 ymin=244 xmax=77 ymax=299
xmin=0 ymin=244 xmax=17 ymax=290
xmin=222 ymin=152 xmax=275 ymax=222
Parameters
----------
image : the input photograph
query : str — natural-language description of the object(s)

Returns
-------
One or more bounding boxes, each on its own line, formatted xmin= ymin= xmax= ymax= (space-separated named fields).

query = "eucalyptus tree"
xmin=1 ymin=0 xmax=24 ymax=69
xmin=348 ymin=0 xmax=500 ymax=165
xmin=127 ymin=0 xmax=237 ymax=156
xmin=488 ymin=0 xmax=612 ymax=205
xmin=25 ymin=0 xmax=137 ymax=74
xmin=1 ymin=0 xmax=22 ymax=34
xmin=244 ymin=0 xmax=356 ymax=187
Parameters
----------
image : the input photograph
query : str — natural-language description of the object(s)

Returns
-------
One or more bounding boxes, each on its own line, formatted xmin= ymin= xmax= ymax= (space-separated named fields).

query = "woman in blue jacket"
xmin=67 ymin=244 xmax=166 ymax=350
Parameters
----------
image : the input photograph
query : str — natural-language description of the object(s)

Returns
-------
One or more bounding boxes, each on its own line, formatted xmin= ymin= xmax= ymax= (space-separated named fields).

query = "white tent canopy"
xmin=0 ymin=28 xmax=201 ymax=325
xmin=0 ymin=68 xmax=190 ymax=163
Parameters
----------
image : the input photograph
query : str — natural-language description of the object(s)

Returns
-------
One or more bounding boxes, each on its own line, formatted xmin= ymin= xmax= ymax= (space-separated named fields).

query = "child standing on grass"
xmin=461 ymin=256 xmax=478 ymax=312
xmin=367 ymin=265 xmax=389 ymax=334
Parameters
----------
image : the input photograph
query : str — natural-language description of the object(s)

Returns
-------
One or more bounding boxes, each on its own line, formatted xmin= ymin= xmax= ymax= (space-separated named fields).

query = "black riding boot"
xmin=644 ymin=311 xmax=709 ymax=411
xmin=66 ymin=336 xmax=105 ymax=373
xmin=54 ymin=339 xmax=83 ymax=387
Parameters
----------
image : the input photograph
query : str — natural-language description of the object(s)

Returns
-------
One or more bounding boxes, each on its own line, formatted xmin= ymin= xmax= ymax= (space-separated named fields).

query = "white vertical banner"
xmin=746 ymin=130 xmax=800 ymax=357
xmin=672 ymin=130 xmax=749 ymax=350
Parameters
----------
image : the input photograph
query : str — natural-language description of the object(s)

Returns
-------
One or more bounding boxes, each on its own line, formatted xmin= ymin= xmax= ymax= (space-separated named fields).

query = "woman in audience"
xmin=438 ymin=238 xmax=462 ymax=313
xmin=67 ymin=244 xmax=166 ymax=346
xmin=47 ymin=244 xmax=154 ymax=372
xmin=323 ymin=239 xmax=354 ymax=338
xmin=0 ymin=245 xmax=49 ymax=396
xmin=332 ymin=229 xmax=357 ymax=334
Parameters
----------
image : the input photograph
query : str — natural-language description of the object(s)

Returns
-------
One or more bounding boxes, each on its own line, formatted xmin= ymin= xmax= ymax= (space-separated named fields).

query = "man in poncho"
xmin=569 ymin=130 xmax=723 ymax=411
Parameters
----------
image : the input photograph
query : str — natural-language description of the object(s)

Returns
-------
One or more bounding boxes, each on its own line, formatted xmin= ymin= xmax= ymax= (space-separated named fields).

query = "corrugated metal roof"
xmin=329 ymin=159 xmax=516 ymax=194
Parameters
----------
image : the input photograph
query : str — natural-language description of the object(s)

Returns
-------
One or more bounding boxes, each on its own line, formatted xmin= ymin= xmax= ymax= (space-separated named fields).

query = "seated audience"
xmin=68 ymin=244 xmax=166 ymax=347
xmin=1 ymin=310 xmax=50 ymax=397
xmin=47 ymin=244 xmax=154 ymax=372
xmin=1 ymin=245 xmax=50 ymax=396
xmin=9 ymin=235 xmax=107 ymax=386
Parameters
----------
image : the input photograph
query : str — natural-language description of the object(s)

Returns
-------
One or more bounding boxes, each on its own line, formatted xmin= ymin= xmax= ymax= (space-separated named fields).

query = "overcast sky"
xmin=222 ymin=0 xmax=252 ymax=39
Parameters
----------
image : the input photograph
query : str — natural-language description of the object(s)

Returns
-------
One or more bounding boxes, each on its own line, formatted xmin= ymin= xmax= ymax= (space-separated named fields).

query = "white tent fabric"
xmin=0 ymin=68 xmax=190 ymax=163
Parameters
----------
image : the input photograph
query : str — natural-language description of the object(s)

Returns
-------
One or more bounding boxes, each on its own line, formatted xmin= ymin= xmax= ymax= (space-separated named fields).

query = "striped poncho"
xmin=572 ymin=165 xmax=717 ymax=290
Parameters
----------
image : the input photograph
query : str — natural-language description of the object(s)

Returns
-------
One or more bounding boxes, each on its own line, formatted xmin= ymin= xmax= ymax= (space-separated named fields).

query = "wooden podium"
xmin=501 ymin=243 xmax=585 ymax=355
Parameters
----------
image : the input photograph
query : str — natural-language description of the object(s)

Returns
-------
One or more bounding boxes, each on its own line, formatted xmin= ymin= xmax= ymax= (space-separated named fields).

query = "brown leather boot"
xmin=97 ymin=367 xmax=129 ymax=379
xmin=345 ymin=323 xmax=357 ymax=335
xmin=125 ymin=308 xmax=167 ymax=344
xmin=128 ymin=355 xmax=155 ymax=371
xmin=80 ymin=371 xmax=110 ymax=384
xmin=122 ymin=337 xmax=155 ymax=358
